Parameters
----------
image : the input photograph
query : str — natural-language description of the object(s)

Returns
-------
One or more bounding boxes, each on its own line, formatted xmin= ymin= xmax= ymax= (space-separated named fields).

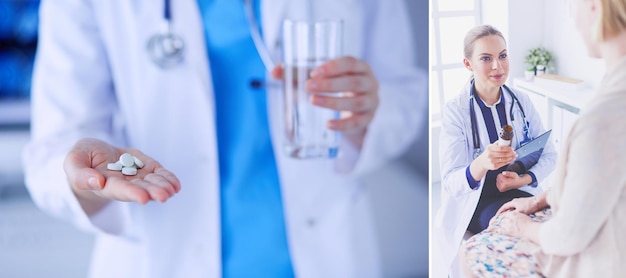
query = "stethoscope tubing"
xmin=469 ymin=80 xmax=529 ymax=158
xmin=152 ymin=0 xmax=276 ymax=72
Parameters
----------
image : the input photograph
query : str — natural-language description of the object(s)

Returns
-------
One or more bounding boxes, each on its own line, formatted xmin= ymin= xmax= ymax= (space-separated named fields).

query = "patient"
xmin=461 ymin=0 xmax=626 ymax=277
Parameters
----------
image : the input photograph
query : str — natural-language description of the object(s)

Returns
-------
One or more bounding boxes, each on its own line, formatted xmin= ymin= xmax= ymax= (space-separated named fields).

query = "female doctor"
xmin=432 ymin=25 xmax=557 ymax=277
xmin=21 ymin=1 xmax=425 ymax=278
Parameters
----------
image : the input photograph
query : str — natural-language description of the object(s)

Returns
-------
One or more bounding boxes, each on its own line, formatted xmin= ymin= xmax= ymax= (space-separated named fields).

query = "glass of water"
xmin=281 ymin=19 xmax=343 ymax=159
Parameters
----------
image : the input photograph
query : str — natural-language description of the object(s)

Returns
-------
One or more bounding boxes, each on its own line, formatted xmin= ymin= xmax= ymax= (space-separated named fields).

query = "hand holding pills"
xmin=64 ymin=138 xmax=181 ymax=208
xmin=107 ymin=153 xmax=143 ymax=176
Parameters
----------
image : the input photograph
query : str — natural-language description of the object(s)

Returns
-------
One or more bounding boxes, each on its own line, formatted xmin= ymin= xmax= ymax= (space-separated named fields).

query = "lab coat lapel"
xmin=261 ymin=0 xmax=288 ymax=55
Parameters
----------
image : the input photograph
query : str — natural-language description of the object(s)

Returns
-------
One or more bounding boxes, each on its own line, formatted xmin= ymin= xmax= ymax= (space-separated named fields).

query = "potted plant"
xmin=524 ymin=47 xmax=553 ymax=76
xmin=525 ymin=67 xmax=535 ymax=81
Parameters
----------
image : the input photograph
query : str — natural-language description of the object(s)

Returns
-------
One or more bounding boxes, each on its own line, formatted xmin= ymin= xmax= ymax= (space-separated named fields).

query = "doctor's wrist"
xmin=341 ymin=128 xmax=367 ymax=150
xmin=469 ymin=160 xmax=488 ymax=181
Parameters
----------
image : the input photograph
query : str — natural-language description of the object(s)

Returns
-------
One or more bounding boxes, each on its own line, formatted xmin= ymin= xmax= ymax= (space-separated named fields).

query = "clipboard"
xmin=515 ymin=130 xmax=552 ymax=158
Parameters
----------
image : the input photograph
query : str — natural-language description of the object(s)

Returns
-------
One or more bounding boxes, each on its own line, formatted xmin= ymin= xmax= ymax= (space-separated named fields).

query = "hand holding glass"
xmin=281 ymin=20 xmax=343 ymax=159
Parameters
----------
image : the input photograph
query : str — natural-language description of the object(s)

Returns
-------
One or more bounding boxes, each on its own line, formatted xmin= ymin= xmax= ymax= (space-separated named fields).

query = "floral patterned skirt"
xmin=462 ymin=209 xmax=552 ymax=278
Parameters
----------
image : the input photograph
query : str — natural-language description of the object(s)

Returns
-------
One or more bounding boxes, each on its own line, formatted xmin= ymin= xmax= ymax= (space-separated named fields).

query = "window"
xmin=430 ymin=0 xmax=481 ymax=119
xmin=0 ymin=1 xmax=39 ymax=125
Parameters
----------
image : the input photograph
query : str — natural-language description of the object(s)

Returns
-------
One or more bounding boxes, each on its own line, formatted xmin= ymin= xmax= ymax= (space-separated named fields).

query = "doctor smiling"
xmin=433 ymin=25 xmax=557 ymax=277
xmin=22 ymin=0 xmax=426 ymax=278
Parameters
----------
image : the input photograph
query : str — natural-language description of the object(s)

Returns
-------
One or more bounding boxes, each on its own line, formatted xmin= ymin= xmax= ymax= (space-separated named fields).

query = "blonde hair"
xmin=463 ymin=25 xmax=506 ymax=59
xmin=595 ymin=0 xmax=626 ymax=40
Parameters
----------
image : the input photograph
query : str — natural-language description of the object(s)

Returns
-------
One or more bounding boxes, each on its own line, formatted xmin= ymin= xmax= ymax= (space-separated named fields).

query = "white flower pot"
xmin=536 ymin=65 xmax=546 ymax=76
xmin=525 ymin=70 xmax=535 ymax=81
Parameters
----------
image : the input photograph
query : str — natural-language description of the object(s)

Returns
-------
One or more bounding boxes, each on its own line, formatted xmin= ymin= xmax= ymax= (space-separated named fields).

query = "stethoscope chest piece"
xmin=147 ymin=32 xmax=185 ymax=69
xmin=473 ymin=148 xmax=482 ymax=160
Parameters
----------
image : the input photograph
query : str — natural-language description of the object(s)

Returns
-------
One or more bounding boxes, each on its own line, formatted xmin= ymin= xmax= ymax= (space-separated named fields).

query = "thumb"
xmin=64 ymin=150 xmax=105 ymax=191
xmin=271 ymin=64 xmax=284 ymax=79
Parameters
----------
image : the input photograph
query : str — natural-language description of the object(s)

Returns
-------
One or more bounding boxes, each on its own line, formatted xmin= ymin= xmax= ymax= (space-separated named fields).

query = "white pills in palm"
xmin=107 ymin=162 xmax=123 ymax=171
xmin=119 ymin=153 xmax=135 ymax=167
xmin=107 ymin=152 xmax=144 ymax=176
xmin=121 ymin=166 xmax=137 ymax=176
xmin=133 ymin=156 xmax=144 ymax=168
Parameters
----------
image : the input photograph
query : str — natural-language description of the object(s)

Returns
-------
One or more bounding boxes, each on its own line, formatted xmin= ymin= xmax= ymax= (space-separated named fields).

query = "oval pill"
xmin=107 ymin=162 xmax=123 ymax=171
xmin=121 ymin=166 xmax=137 ymax=176
xmin=133 ymin=156 xmax=144 ymax=168
xmin=119 ymin=153 xmax=135 ymax=167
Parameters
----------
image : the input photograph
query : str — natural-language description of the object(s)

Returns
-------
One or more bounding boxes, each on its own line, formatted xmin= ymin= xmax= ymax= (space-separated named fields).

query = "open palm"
xmin=64 ymin=138 xmax=181 ymax=205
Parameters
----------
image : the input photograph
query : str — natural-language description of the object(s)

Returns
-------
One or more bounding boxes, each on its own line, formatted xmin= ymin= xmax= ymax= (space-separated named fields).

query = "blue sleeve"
xmin=466 ymin=166 xmax=480 ymax=190
xmin=527 ymin=171 xmax=538 ymax=188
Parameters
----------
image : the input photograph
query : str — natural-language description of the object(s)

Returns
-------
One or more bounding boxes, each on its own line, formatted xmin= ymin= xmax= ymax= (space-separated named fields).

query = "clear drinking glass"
xmin=281 ymin=20 xmax=343 ymax=159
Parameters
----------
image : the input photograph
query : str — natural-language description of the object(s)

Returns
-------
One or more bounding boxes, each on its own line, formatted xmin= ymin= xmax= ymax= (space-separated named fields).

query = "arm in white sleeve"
xmin=22 ymin=0 xmax=131 ymax=237
xmin=340 ymin=0 xmax=426 ymax=177
xmin=439 ymin=99 xmax=486 ymax=198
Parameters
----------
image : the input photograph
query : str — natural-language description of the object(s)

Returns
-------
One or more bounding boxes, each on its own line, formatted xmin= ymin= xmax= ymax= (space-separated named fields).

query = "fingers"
xmin=98 ymin=177 xmax=151 ymax=204
xmin=271 ymin=64 xmax=284 ymax=79
xmin=155 ymin=168 xmax=182 ymax=193
xmin=65 ymin=140 xmax=182 ymax=205
xmin=307 ymin=75 xmax=377 ymax=94
xmin=487 ymin=143 xmax=515 ymax=153
xmin=64 ymin=145 xmax=106 ymax=191
xmin=485 ymin=149 xmax=517 ymax=169
xmin=497 ymin=202 xmax=515 ymax=215
xmin=65 ymin=160 xmax=105 ymax=190
xmin=95 ymin=170 xmax=180 ymax=204
xmin=496 ymin=173 xmax=514 ymax=192
xmin=327 ymin=112 xmax=374 ymax=131
xmin=130 ymin=179 xmax=170 ymax=203
xmin=310 ymin=56 xmax=372 ymax=78
xmin=311 ymin=93 xmax=378 ymax=113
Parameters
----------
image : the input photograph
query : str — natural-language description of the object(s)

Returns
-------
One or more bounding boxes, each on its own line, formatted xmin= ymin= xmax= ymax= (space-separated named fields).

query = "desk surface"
xmin=513 ymin=77 xmax=595 ymax=110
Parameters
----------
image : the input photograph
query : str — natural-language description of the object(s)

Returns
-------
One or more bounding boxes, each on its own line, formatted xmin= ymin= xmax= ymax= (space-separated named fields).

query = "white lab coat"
xmin=22 ymin=0 xmax=425 ymax=278
xmin=432 ymin=82 xmax=557 ymax=277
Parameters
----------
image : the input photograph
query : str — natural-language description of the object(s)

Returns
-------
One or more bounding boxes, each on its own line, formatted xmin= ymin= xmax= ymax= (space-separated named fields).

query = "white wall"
xmin=480 ymin=0 xmax=604 ymax=88
xmin=482 ymin=0 xmax=545 ymax=80
xmin=542 ymin=0 xmax=604 ymax=88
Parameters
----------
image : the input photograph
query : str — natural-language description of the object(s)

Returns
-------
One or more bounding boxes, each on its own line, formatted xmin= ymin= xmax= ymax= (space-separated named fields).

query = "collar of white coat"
xmin=260 ymin=0 xmax=288 ymax=53
xmin=466 ymin=82 xmax=517 ymax=111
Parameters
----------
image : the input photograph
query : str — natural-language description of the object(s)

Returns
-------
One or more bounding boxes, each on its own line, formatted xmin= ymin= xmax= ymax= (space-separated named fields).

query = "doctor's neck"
xmin=473 ymin=83 xmax=501 ymax=106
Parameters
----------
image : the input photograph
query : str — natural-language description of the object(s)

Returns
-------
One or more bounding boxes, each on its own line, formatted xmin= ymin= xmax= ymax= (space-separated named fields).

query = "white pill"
xmin=133 ymin=156 xmax=144 ymax=169
xmin=121 ymin=166 xmax=137 ymax=176
xmin=119 ymin=153 xmax=135 ymax=167
xmin=107 ymin=162 xmax=123 ymax=171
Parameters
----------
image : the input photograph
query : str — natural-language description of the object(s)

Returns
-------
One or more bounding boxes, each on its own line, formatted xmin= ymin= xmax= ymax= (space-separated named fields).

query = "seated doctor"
xmin=432 ymin=24 xmax=557 ymax=277
xmin=22 ymin=1 xmax=425 ymax=278
xmin=462 ymin=0 xmax=626 ymax=276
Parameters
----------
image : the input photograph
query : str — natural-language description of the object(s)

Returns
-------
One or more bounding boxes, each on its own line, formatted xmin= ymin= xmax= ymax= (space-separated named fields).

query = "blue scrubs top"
xmin=196 ymin=0 xmax=294 ymax=276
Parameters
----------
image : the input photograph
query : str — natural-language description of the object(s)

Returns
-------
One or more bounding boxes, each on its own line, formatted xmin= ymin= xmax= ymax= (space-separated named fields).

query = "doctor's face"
xmin=464 ymin=35 xmax=509 ymax=91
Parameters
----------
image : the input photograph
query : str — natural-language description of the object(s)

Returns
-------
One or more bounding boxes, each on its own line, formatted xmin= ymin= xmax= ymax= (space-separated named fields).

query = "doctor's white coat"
xmin=22 ymin=0 xmax=426 ymax=278
xmin=433 ymin=83 xmax=557 ymax=277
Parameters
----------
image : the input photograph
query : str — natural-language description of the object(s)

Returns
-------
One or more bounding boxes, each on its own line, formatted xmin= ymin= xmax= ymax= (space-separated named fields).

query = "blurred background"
xmin=0 ymin=1 xmax=429 ymax=277
xmin=0 ymin=0 xmax=95 ymax=277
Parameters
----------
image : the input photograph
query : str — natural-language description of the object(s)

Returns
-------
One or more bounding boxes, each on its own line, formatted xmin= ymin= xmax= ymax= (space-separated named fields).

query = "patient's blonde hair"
xmin=463 ymin=25 xmax=506 ymax=59
xmin=595 ymin=0 xmax=626 ymax=40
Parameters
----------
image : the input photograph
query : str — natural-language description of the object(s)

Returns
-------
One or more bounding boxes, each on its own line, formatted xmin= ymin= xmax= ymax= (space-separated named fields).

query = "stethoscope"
xmin=147 ymin=0 xmax=276 ymax=71
xmin=469 ymin=80 xmax=533 ymax=159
